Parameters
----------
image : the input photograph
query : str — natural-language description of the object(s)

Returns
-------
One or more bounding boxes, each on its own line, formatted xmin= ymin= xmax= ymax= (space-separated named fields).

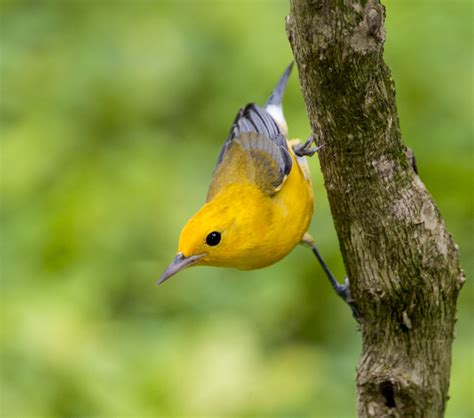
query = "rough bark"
xmin=286 ymin=1 xmax=465 ymax=417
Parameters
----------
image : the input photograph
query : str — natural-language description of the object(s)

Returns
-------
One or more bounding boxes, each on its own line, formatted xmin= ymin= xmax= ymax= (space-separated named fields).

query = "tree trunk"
xmin=286 ymin=1 xmax=465 ymax=417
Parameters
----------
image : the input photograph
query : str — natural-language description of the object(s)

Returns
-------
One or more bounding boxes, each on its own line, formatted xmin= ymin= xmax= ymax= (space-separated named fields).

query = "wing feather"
xmin=207 ymin=104 xmax=292 ymax=201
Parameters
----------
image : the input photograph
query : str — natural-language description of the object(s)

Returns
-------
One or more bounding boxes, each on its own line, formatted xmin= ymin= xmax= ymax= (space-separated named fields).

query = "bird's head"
xmin=158 ymin=185 xmax=268 ymax=284
xmin=158 ymin=201 xmax=236 ymax=284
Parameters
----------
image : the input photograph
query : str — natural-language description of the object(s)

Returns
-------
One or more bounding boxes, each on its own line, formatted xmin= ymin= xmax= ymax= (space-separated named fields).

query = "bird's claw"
xmin=334 ymin=276 xmax=360 ymax=320
xmin=334 ymin=276 xmax=350 ymax=299
xmin=308 ymin=240 xmax=361 ymax=321
xmin=293 ymin=134 xmax=324 ymax=157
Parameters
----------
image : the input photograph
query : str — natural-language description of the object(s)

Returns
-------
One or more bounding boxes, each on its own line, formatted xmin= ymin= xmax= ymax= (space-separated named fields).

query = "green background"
xmin=1 ymin=0 xmax=472 ymax=417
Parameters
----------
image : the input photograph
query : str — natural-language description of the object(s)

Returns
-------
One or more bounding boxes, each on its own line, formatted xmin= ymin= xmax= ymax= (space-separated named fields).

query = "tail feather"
xmin=264 ymin=62 xmax=294 ymax=135
xmin=264 ymin=62 xmax=294 ymax=107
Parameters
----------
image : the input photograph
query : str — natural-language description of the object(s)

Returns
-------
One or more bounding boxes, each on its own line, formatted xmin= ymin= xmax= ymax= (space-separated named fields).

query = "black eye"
xmin=206 ymin=231 xmax=221 ymax=246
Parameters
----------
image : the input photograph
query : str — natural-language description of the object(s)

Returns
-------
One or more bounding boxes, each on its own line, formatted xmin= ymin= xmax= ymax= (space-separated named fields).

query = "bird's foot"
xmin=333 ymin=276 xmax=360 ymax=321
xmin=293 ymin=134 xmax=324 ymax=157
xmin=308 ymin=241 xmax=361 ymax=321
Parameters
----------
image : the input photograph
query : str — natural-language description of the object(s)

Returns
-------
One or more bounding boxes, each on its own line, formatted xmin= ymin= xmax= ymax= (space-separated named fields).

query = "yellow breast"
xmin=191 ymin=145 xmax=313 ymax=271
xmin=252 ymin=148 xmax=313 ymax=268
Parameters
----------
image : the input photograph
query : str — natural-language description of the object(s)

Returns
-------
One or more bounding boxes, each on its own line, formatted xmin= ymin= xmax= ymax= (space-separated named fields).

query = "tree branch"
xmin=286 ymin=1 xmax=465 ymax=416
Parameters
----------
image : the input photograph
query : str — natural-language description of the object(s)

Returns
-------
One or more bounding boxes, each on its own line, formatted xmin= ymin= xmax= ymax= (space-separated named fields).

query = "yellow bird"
xmin=159 ymin=63 xmax=356 ymax=315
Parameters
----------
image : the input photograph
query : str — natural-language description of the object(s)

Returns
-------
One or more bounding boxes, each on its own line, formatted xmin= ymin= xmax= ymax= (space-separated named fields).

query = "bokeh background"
xmin=1 ymin=0 xmax=472 ymax=417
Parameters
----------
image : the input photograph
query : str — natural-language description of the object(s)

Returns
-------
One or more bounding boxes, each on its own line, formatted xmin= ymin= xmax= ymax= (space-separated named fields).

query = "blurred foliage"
xmin=0 ymin=0 xmax=472 ymax=417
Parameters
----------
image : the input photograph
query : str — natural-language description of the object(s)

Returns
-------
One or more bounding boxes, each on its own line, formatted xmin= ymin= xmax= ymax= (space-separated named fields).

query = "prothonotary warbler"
xmin=159 ymin=63 xmax=357 ymax=316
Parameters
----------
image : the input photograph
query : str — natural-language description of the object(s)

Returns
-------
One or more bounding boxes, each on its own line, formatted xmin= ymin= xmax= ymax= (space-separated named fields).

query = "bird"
xmin=158 ymin=63 xmax=357 ymax=316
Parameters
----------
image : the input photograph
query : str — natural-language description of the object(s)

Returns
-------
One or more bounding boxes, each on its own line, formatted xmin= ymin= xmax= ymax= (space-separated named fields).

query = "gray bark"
xmin=286 ymin=1 xmax=465 ymax=417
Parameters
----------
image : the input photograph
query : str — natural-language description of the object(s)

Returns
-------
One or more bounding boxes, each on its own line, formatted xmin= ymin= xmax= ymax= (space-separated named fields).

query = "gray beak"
xmin=157 ymin=252 xmax=205 ymax=285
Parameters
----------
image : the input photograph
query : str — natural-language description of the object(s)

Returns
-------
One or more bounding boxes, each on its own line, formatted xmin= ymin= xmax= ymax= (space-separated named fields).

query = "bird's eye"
xmin=206 ymin=231 xmax=221 ymax=246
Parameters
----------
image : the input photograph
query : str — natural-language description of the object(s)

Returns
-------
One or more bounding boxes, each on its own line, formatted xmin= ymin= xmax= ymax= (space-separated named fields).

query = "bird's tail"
xmin=265 ymin=62 xmax=294 ymax=107
xmin=264 ymin=62 xmax=294 ymax=134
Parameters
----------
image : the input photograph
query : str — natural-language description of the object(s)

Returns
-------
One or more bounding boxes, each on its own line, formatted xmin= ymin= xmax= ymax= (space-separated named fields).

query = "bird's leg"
xmin=302 ymin=234 xmax=360 ymax=320
xmin=293 ymin=134 xmax=324 ymax=157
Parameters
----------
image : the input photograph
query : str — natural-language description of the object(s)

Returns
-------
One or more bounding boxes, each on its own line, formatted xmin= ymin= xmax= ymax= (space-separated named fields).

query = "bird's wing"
xmin=207 ymin=104 xmax=292 ymax=201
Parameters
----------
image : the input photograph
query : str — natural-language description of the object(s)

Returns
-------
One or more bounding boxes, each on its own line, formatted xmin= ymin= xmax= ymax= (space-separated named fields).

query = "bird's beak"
xmin=157 ymin=252 xmax=205 ymax=285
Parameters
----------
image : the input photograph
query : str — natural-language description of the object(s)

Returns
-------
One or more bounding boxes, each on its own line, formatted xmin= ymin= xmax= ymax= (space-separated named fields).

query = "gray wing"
xmin=207 ymin=104 xmax=292 ymax=200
